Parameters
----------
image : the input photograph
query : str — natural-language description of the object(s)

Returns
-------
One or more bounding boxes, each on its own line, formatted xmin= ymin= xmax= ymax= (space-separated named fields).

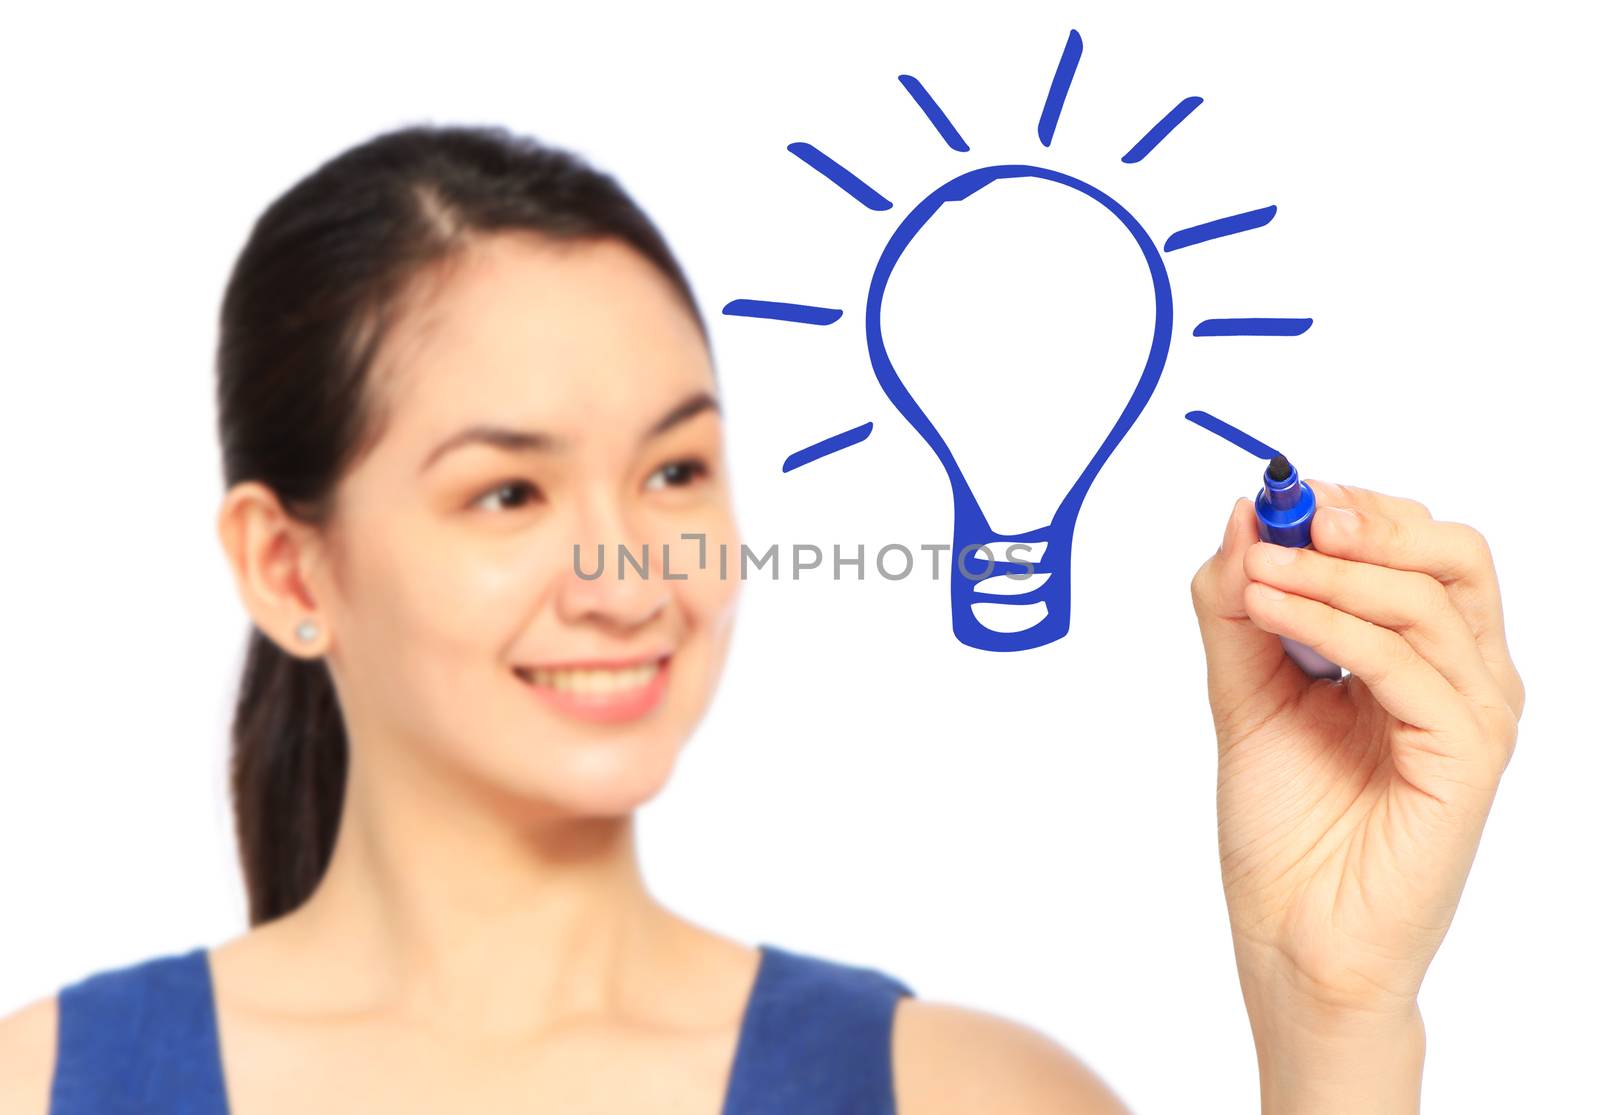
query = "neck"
xmin=280 ymin=725 xmax=683 ymax=1038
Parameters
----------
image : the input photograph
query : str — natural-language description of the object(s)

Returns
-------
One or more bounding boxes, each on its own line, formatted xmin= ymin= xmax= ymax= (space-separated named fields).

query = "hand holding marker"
xmin=1254 ymin=453 xmax=1344 ymax=680
xmin=1189 ymin=413 xmax=1524 ymax=1108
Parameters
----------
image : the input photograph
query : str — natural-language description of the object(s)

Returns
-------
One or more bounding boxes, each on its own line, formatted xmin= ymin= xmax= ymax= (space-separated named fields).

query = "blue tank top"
xmin=49 ymin=942 xmax=916 ymax=1114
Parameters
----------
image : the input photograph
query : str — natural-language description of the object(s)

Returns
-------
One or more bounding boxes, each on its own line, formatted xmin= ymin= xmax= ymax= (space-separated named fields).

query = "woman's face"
xmin=315 ymin=232 xmax=740 ymax=818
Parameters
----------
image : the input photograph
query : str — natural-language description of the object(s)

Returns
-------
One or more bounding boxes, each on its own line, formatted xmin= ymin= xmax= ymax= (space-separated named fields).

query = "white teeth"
xmin=523 ymin=661 xmax=661 ymax=695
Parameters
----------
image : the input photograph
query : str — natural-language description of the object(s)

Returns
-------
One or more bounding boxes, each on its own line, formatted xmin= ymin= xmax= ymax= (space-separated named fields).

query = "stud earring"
xmin=295 ymin=619 xmax=319 ymax=643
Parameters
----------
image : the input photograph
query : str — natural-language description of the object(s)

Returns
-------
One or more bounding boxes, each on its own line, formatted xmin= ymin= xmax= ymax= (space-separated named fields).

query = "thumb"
xmin=1190 ymin=496 xmax=1296 ymax=738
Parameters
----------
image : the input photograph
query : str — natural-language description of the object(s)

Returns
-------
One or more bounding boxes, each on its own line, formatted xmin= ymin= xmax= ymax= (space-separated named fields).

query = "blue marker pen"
xmin=1255 ymin=454 xmax=1344 ymax=680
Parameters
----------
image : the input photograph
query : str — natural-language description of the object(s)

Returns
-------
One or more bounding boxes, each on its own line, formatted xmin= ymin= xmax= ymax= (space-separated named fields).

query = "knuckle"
xmin=1379 ymin=629 xmax=1415 ymax=682
xmin=1486 ymin=702 xmax=1519 ymax=767
xmin=1388 ymin=514 xmax=1420 ymax=554
xmin=1419 ymin=572 xmax=1453 ymax=622
xmin=1496 ymin=700 xmax=1519 ymax=740
xmin=1461 ymin=523 xmax=1493 ymax=567
xmin=1392 ymin=571 xmax=1447 ymax=637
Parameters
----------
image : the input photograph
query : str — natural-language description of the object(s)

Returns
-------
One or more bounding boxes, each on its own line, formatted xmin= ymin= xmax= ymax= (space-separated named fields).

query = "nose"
xmin=557 ymin=495 xmax=673 ymax=631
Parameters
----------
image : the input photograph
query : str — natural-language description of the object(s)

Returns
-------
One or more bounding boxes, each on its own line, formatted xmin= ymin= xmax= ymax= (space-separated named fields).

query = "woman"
xmin=0 ymin=123 xmax=1524 ymax=1113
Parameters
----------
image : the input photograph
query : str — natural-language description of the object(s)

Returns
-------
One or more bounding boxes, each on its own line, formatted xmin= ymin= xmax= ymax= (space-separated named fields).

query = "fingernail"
xmin=1322 ymin=506 xmax=1358 ymax=530
xmin=1311 ymin=480 xmax=1350 ymax=506
xmin=1221 ymin=498 xmax=1248 ymax=553
xmin=1262 ymin=544 xmax=1297 ymax=566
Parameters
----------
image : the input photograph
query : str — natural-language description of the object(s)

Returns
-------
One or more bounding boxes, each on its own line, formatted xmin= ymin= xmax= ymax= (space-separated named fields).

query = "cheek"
xmin=345 ymin=523 xmax=571 ymax=774
xmin=350 ymin=518 xmax=561 ymax=684
xmin=678 ymin=532 xmax=742 ymax=679
xmin=661 ymin=542 xmax=741 ymax=738
xmin=673 ymin=512 xmax=740 ymax=628
xmin=684 ymin=554 xmax=740 ymax=632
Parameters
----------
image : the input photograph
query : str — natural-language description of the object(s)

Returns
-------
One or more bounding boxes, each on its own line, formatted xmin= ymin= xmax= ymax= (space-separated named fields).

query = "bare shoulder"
xmin=0 ymin=993 xmax=58 ymax=1115
xmin=892 ymin=997 xmax=1132 ymax=1115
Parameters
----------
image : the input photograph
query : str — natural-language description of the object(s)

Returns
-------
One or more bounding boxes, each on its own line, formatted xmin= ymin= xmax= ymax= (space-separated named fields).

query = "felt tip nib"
xmin=1267 ymin=454 xmax=1292 ymax=482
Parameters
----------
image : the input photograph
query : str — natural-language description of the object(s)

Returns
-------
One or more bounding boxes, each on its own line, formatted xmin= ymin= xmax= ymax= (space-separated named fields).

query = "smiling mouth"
xmin=511 ymin=655 xmax=672 ymax=722
xmin=513 ymin=659 xmax=664 ymax=694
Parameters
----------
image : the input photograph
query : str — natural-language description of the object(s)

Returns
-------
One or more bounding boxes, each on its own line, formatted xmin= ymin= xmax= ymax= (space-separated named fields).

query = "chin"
xmin=473 ymin=695 xmax=707 ymax=821
xmin=491 ymin=738 xmax=687 ymax=822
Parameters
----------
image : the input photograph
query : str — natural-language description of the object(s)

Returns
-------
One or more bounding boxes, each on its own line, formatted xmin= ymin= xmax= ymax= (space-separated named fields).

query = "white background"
xmin=3 ymin=1 xmax=1596 ymax=1110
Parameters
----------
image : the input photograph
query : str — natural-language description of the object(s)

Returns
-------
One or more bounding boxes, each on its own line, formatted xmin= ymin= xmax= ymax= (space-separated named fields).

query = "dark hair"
xmin=216 ymin=123 xmax=708 ymax=926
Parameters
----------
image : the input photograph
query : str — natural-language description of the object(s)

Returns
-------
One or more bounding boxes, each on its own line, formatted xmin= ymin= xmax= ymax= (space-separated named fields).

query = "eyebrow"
xmin=419 ymin=389 xmax=721 ymax=474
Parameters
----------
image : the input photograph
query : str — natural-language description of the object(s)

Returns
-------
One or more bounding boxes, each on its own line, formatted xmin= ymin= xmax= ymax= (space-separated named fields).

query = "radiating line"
xmin=1184 ymin=410 xmax=1280 ymax=459
xmin=722 ymin=299 xmax=843 ymax=325
xmin=1036 ymin=29 xmax=1084 ymax=147
xmin=782 ymin=421 xmax=873 ymax=473
xmin=1122 ymin=96 xmax=1203 ymax=163
xmin=898 ymin=74 xmax=970 ymax=151
xmin=1164 ymin=205 xmax=1277 ymax=252
xmin=786 ymin=143 xmax=892 ymax=210
xmin=1194 ymin=317 xmax=1313 ymax=337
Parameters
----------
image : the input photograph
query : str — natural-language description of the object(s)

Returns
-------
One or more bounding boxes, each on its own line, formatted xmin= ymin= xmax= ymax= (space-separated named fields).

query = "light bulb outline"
xmin=865 ymin=163 xmax=1173 ymax=652
xmin=722 ymin=26 xmax=1317 ymax=654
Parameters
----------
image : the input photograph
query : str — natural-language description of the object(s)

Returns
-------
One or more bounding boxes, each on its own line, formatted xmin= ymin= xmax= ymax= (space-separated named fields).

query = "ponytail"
xmin=229 ymin=628 xmax=347 ymax=924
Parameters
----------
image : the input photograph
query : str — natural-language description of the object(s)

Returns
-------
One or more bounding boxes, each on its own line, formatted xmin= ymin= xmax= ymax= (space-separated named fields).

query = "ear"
xmin=215 ymin=481 xmax=332 ymax=658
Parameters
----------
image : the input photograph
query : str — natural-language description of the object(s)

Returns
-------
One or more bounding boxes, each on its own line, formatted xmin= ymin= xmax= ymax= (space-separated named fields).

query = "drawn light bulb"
xmin=725 ymin=28 xmax=1313 ymax=652
xmin=865 ymin=165 xmax=1171 ymax=652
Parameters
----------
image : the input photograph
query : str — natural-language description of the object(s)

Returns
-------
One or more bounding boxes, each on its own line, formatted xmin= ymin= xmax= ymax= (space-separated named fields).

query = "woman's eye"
xmin=645 ymin=459 xmax=709 ymax=491
xmin=472 ymin=480 xmax=542 ymax=512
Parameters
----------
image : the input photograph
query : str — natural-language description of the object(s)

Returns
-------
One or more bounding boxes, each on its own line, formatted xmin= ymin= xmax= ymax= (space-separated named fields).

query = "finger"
xmin=1303 ymin=485 xmax=1523 ymax=719
xmin=1305 ymin=478 xmax=1433 ymax=523
xmin=1244 ymin=541 xmax=1508 ymax=721
xmin=1238 ymin=581 xmax=1502 ymax=795
xmin=1436 ymin=523 xmax=1525 ymax=719
xmin=1241 ymin=566 xmax=1478 ymax=723
xmin=1241 ymin=580 xmax=1465 ymax=733
xmin=1190 ymin=497 xmax=1302 ymax=739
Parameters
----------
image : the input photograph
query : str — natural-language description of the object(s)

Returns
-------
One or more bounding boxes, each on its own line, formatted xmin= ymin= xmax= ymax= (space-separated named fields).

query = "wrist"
xmin=1250 ymin=998 xmax=1424 ymax=1115
xmin=1236 ymin=949 xmax=1425 ymax=1115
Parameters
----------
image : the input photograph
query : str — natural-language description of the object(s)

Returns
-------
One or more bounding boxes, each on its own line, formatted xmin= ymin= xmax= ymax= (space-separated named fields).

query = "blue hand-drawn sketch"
xmin=724 ymin=28 xmax=1313 ymax=651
